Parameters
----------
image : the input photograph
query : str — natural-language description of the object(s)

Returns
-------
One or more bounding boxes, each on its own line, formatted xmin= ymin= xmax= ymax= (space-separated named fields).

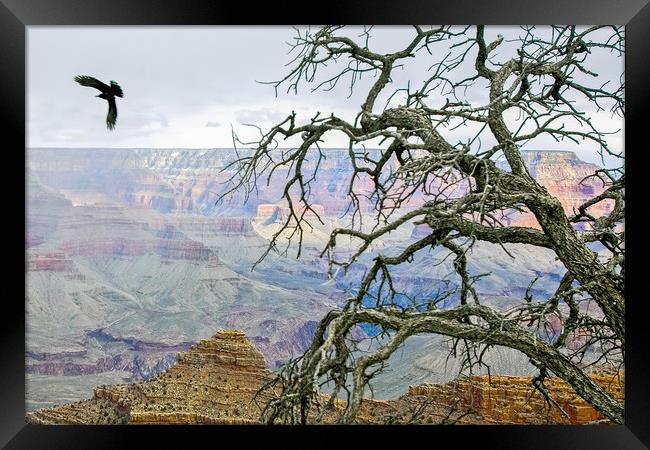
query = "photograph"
xmin=23 ymin=24 xmax=626 ymax=427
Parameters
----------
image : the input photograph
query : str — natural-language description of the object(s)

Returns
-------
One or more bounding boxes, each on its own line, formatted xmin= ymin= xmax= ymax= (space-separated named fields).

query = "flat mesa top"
xmin=214 ymin=329 xmax=246 ymax=337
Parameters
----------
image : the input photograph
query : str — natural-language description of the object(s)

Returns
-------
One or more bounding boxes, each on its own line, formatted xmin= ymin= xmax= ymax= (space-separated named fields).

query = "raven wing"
xmin=74 ymin=75 xmax=110 ymax=93
xmin=110 ymin=81 xmax=124 ymax=98
xmin=106 ymin=95 xmax=118 ymax=130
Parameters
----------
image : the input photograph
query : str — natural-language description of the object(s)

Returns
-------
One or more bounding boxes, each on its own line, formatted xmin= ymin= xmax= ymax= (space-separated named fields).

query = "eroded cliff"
xmin=26 ymin=330 xmax=623 ymax=425
xmin=26 ymin=330 xmax=273 ymax=424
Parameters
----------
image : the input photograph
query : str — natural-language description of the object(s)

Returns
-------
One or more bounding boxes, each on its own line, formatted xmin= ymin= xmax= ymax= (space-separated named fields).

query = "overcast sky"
xmin=27 ymin=26 xmax=624 ymax=167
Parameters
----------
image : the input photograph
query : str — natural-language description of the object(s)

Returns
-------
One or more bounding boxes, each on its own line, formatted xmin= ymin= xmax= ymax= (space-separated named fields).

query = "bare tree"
xmin=221 ymin=25 xmax=625 ymax=424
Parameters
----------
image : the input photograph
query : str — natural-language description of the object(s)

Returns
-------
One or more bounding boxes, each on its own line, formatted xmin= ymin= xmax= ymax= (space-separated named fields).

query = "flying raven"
xmin=74 ymin=75 xmax=124 ymax=130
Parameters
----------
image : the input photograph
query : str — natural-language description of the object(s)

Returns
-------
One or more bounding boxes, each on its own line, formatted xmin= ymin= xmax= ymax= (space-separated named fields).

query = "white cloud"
xmin=28 ymin=25 xmax=624 ymax=167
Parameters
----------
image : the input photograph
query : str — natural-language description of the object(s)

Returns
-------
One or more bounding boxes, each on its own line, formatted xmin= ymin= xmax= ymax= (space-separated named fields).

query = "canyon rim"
xmin=26 ymin=25 xmax=625 ymax=425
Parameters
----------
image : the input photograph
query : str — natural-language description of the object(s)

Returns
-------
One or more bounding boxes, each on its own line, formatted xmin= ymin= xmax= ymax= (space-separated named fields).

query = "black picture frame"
xmin=2 ymin=0 xmax=648 ymax=448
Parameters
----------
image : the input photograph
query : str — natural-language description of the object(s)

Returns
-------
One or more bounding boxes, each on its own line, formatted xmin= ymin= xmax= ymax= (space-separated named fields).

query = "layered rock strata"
xmin=406 ymin=370 xmax=624 ymax=425
xmin=26 ymin=330 xmax=623 ymax=425
xmin=26 ymin=330 xmax=273 ymax=424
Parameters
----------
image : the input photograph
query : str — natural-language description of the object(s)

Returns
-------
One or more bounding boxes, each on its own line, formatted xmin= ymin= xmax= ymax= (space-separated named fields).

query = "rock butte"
xmin=26 ymin=330 xmax=272 ymax=425
xmin=26 ymin=330 xmax=624 ymax=425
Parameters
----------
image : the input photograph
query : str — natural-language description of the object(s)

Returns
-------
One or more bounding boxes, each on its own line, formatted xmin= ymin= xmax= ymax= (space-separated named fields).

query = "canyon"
xmin=26 ymin=330 xmax=623 ymax=425
xmin=26 ymin=147 xmax=617 ymax=411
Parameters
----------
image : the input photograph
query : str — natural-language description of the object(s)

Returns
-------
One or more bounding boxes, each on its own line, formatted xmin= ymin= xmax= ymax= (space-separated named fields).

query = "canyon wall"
xmin=26 ymin=330 xmax=623 ymax=425
xmin=408 ymin=370 xmax=624 ymax=424
xmin=502 ymin=151 xmax=614 ymax=228
xmin=26 ymin=147 xmax=619 ymax=410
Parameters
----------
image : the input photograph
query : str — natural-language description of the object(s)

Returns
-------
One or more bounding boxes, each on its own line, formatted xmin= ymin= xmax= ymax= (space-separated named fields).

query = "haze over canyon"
xmin=26 ymin=147 xmax=613 ymax=410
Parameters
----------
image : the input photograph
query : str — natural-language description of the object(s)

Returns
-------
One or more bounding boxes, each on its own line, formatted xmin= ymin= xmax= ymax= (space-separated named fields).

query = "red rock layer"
xmin=59 ymin=238 xmax=212 ymax=261
xmin=505 ymin=151 xmax=614 ymax=229
xmin=407 ymin=370 xmax=624 ymax=424
xmin=27 ymin=253 xmax=74 ymax=272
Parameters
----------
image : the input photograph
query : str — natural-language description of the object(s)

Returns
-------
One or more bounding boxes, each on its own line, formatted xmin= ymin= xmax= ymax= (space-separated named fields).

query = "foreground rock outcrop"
xmin=26 ymin=330 xmax=624 ymax=425
xmin=405 ymin=370 xmax=624 ymax=425
xmin=26 ymin=330 xmax=273 ymax=424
